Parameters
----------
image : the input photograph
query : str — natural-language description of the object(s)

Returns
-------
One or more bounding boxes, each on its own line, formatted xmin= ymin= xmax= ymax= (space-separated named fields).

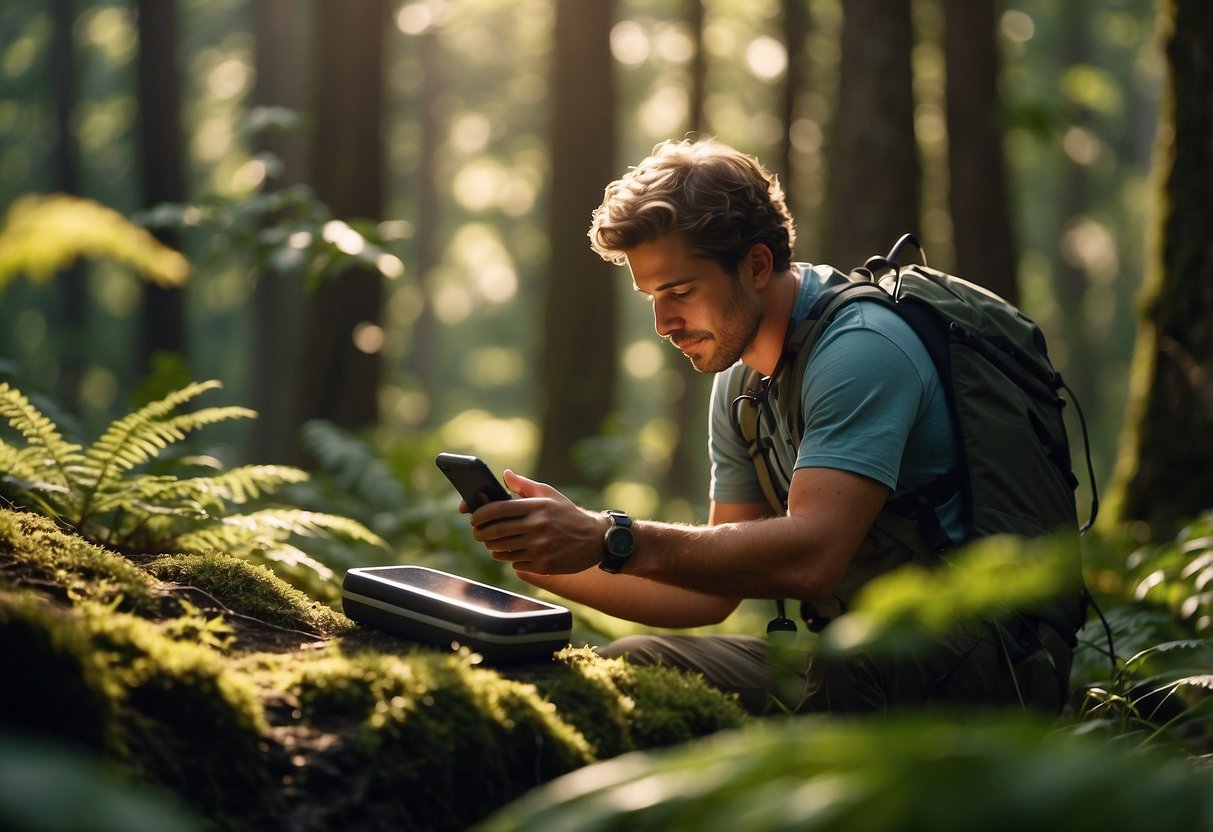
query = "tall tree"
xmin=821 ymin=0 xmax=920 ymax=271
xmin=942 ymin=0 xmax=1018 ymax=301
xmin=51 ymin=0 xmax=85 ymax=408
xmin=248 ymin=0 xmax=308 ymax=462
xmin=1055 ymin=0 xmax=1098 ymax=415
xmin=1107 ymin=0 xmax=1213 ymax=538
xmin=660 ymin=0 xmax=714 ymax=505
xmin=134 ymin=0 xmax=187 ymax=372
xmin=403 ymin=24 xmax=445 ymax=415
xmin=294 ymin=0 xmax=388 ymax=433
xmin=535 ymin=0 xmax=617 ymax=487
xmin=781 ymin=0 xmax=811 ymax=224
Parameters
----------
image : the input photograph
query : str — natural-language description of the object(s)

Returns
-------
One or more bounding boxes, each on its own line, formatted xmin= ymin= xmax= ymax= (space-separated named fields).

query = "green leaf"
xmin=0 ymin=193 xmax=190 ymax=289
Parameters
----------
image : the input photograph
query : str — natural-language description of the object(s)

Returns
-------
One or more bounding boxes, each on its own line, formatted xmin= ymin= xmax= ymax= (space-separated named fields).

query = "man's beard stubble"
xmin=672 ymin=291 xmax=763 ymax=374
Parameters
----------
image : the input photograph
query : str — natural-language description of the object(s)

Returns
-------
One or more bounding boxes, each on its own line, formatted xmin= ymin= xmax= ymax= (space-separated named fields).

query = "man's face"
xmin=626 ymin=234 xmax=763 ymax=374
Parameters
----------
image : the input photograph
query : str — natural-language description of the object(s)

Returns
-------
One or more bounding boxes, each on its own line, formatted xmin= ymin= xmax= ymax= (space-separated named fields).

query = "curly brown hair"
xmin=588 ymin=138 xmax=796 ymax=275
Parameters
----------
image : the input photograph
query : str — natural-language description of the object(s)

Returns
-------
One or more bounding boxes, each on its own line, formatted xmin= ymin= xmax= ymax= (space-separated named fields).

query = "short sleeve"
xmin=794 ymin=304 xmax=935 ymax=489
xmin=708 ymin=366 xmax=769 ymax=504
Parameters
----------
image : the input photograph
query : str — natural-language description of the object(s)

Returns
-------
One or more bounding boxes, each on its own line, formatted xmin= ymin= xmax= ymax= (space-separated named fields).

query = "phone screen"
xmin=435 ymin=453 xmax=511 ymax=510
xmin=362 ymin=566 xmax=551 ymax=613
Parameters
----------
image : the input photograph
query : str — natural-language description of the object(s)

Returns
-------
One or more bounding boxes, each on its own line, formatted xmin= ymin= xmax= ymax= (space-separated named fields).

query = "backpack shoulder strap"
xmin=725 ymin=364 xmax=787 ymax=514
xmin=780 ymin=280 xmax=894 ymax=440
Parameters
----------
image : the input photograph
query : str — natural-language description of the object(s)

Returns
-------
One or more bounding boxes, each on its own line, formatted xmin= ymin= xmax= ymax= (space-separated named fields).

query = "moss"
xmin=95 ymin=611 xmax=270 ymax=827
xmin=274 ymin=645 xmax=594 ymax=831
xmin=0 ymin=510 xmax=157 ymax=614
xmin=0 ymin=585 xmax=271 ymax=828
xmin=146 ymin=551 xmax=354 ymax=637
xmin=0 ymin=590 xmax=118 ymax=753
xmin=531 ymin=647 xmax=750 ymax=758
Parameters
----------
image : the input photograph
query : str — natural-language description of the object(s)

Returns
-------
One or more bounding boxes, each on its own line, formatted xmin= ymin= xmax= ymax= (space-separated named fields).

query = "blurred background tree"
xmin=1107 ymin=0 xmax=1213 ymax=538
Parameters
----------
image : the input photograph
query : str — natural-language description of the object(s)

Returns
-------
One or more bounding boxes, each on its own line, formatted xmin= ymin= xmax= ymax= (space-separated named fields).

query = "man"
xmin=465 ymin=137 xmax=1074 ymax=714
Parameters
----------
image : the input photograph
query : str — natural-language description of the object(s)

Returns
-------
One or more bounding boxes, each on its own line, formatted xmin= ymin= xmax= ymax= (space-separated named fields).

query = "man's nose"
xmin=652 ymin=298 xmax=683 ymax=338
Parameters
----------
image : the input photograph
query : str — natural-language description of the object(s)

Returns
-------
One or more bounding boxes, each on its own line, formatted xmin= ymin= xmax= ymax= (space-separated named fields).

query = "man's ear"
xmin=746 ymin=243 xmax=775 ymax=289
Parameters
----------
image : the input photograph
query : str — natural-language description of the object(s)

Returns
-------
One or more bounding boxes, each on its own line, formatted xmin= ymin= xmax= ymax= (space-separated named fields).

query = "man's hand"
xmin=467 ymin=470 xmax=606 ymax=574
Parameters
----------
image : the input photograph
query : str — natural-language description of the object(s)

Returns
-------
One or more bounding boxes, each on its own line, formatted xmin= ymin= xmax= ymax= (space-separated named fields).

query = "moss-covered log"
xmin=0 ymin=509 xmax=747 ymax=830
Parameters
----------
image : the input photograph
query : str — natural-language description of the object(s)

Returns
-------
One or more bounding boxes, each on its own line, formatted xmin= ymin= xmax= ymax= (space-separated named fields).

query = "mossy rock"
xmin=0 ymin=508 xmax=749 ymax=830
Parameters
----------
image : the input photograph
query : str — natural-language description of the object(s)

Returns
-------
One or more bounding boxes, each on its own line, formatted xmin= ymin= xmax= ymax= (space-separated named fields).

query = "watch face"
xmin=605 ymin=526 xmax=635 ymax=557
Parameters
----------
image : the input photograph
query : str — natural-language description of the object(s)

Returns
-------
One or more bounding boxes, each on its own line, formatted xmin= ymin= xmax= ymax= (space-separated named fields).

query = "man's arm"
xmin=499 ymin=495 xmax=772 ymax=628
xmin=471 ymin=468 xmax=888 ymax=603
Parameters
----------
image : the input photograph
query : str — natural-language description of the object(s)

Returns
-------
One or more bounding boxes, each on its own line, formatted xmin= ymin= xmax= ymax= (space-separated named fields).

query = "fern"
xmin=0 ymin=382 xmax=87 ymax=511
xmin=74 ymin=380 xmax=257 ymax=521
xmin=299 ymin=419 xmax=404 ymax=511
xmin=0 ymin=192 xmax=189 ymax=290
xmin=0 ymin=379 xmax=384 ymax=584
xmin=177 ymin=508 xmax=389 ymax=581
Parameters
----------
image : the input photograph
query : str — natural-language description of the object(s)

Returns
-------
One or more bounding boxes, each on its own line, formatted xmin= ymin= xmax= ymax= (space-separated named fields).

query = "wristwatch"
xmin=599 ymin=510 xmax=635 ymax=573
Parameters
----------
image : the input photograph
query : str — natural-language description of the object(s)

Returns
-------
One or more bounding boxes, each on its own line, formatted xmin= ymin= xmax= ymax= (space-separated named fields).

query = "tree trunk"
xmin=781 ymin=0 xmax=811 ymax=224
xmin=134 ymin=0 xmax=187 ymax=372
xmin=942 ymin=0 xmax=1018 ymax=302
xmin=1108 ymin=0 xmax=1213 ymax=538
xmin=51 ymin=0 xmax=85 ymax=409
xmin=1055 ymin=0 xmax=1098 ymax=417
xmin=822 ymin=0 xmax=920 ymax=272
xmin=294 ymin=0 xmax=388 ymax=434
xmin=657 ymin=0 xmax=713 ymax=506
xmin=535 ymin=0 xmax=617 ymax=487
xmin=248 ymin=0 xmax=308 ymax=462
xmin=404 ymin=27 xmax=444 ymax=417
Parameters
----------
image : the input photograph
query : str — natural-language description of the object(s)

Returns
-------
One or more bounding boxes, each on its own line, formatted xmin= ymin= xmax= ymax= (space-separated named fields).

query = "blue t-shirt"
xmin=708 ymin=263 xmax=964 ymax=543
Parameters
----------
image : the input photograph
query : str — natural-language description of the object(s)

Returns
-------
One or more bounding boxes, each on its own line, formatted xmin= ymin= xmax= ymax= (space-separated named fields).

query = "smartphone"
xmin=342 ymin=565 xmax=572 ymax=663
xmin=435 ymin=452 xmax=511 ymax=510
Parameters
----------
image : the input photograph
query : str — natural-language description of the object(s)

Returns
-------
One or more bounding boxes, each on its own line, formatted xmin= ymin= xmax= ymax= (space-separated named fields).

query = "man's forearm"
xmin=622 ymin=515 xmax=842 ymax=600
xmin=516 ymin=567 xmax=739 ymax=628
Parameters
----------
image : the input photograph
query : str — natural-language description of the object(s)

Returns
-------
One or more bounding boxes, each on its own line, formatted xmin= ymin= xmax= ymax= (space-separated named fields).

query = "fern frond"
xmin=0 ymin=192 xmax=190 ymax=289
xmin=257 ymin=541 xmax=335 ymax=581
xmin=177 ymin=508 xmax=387 ymax=552
xmin=88 ymin=474 xmax=207 ymax=517
xmin=176 ymin=508 xmax=384 ymax=582
xmin=300 ymin=419 xmax=405 ymax=510
xmin=0 ymin=382 xmax=86 ymax=508
xmin=77 ymin=381 xmax=255 ymax=515
xmin=158 ymin=405 xmax=259 ymax=440
xmin=143 ymin=465 xmax=310 ymax=512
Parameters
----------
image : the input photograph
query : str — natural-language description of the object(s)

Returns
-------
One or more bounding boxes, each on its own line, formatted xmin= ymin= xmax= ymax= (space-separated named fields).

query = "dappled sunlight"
xmin=451 ymin=157 xmax=539 ymax=217
xmin=603 ymin=481 xmax=660 ymax=520
xmin=450 ymin=111 xmax=492 ymax=154
xmin=381 ymin=385 xmax=431 ymax=428
xmin=463 ymin=345 xmax=525 ymax=388
xmin=1061 ymin=64 xmax=1125 ymax=115
xmin=192 ymin=113 xmax=234 ymax=164
xmin=431 ymin=268 xmax=474 ymax=324
xmin=637 ymin=417 xmax=679 ymax=466
xmin=610 ymin=20 xmax=650 ymax=66
xmin=444 ymin=223 xmax=519 ymax=305
xmin=79 ymin=364 xmax=118 ymax=412
xmin=1061 ymin=216 xmax=1119 ymax=284
xmin=75 ymin=97 xmax=135 ymax=156
xmin=438 ymin=408 xmax=537 ymax=465
xmin=638 ymin=83 xmax=689 ymax=139
xmin=623 ymin=339 xmax=663 ymax=379
xmin=75 ymin=5 xmax=136 ymax=64
xmin=91 ymin=264 xmax=141 ymax=317
xmin=745 ymin=35 xmax=786 ymax=80
xmin=322 ymin=220 xmax=367 ymax=257
xmin=352 ymin=322 xmax=385 ymax=355
xmin=207 ymin=57 xmax=252 ymax=101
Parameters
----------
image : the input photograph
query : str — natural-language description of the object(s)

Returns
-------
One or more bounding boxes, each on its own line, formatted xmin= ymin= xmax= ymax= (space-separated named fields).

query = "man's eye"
xmin=671 ymin=289 xmax=691 ymax=300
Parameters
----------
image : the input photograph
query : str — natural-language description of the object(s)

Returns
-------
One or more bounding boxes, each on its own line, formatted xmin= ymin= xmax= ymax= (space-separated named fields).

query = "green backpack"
xmin=729 ymin=235 xmax=1096 ymax=637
